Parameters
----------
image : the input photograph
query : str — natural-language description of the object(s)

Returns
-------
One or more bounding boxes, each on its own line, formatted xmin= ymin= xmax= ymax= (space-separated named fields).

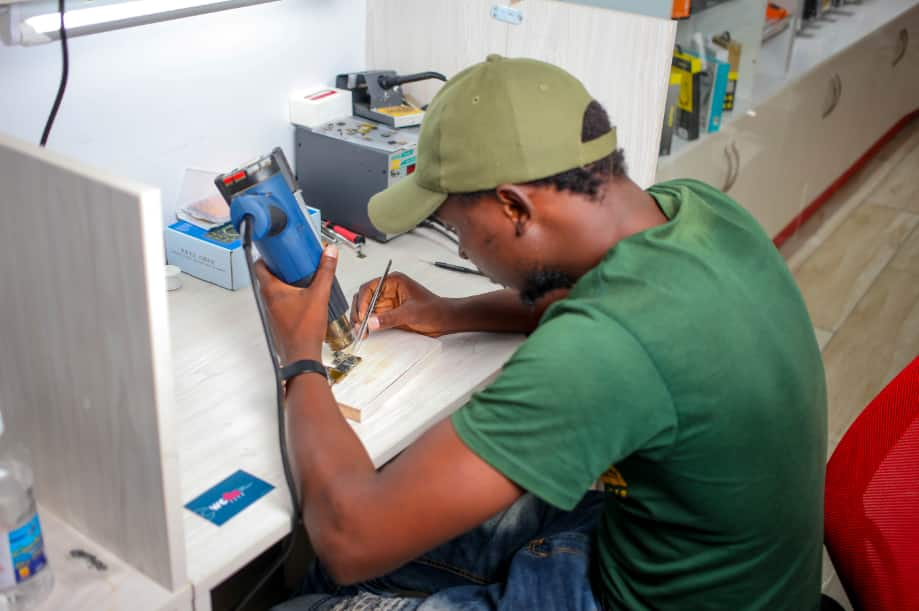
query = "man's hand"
xmin=351 ymin=272 xmax=452 ymax=338
xmin=254 ymin=245 xmax=339 ymax=363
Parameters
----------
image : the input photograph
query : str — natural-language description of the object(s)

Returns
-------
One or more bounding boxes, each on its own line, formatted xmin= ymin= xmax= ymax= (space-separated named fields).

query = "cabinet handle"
xmin=893 ymin=29 xmax=909 ymax=67
xmin=725 ymin=142 xmax=741 ymax=193
xmin=730 ymin=142 xmax=741 ymax=193
xmin=722 ymin=142 xmax=740 ymax=193
xmin=822 ymin=74 xmax=842 ymax=119
xmin=722 ymin=144 xmax=735 ymax=193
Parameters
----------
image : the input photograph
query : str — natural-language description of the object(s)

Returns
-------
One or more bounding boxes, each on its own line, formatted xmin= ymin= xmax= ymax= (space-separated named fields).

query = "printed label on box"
xmin=171 ymin=221 xmax=240 ymax=250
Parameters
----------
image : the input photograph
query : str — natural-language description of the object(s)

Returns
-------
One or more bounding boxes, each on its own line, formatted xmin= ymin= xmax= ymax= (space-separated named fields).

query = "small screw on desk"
xmin=69 ymin=548 xmax=108 ymax=571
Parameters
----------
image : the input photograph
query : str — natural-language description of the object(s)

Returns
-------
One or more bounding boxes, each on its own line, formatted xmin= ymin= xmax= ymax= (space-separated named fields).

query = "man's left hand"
xmin=253 ymin=245 xmax=338 ymax=364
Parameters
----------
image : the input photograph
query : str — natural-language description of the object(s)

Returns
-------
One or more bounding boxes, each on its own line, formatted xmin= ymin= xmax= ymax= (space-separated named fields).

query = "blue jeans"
xmin=274 ymin=492 xmax=606 ymax=610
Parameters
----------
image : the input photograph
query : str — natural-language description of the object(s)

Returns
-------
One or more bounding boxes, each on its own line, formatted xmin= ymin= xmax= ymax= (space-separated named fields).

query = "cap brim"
xmin=368 ymin=173 xmax=447 ymax=236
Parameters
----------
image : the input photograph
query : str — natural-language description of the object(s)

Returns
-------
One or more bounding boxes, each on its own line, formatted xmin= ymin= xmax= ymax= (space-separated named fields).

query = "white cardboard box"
xmin=165 ymin=220 xmax=248 ymax=290
xmin=289 ymin=87 xmax=352 ymax=128
xmin=165 ymin=207 xmax=321 ymax=291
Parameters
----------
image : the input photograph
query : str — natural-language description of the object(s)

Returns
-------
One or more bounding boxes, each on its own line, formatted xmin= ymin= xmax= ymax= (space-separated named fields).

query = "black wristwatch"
xmin=281 ymin=359 xmax=328 ymax=382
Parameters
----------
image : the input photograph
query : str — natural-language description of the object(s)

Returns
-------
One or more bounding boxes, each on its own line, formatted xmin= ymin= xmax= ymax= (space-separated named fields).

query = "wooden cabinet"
xmin=795 ymin=59 xmax=859 ymax=207
xmin=658 ymin=128 xmax=736 ymax=193
xmin=728 ymin=90 xmax=807 ymax=236
xmin=784 ymin=8 xmax=919 ymax=214
xmin=367 ymin=0 xmax=677 ymax=188
xmin=891 ymin=8 xmax=919 ymax=117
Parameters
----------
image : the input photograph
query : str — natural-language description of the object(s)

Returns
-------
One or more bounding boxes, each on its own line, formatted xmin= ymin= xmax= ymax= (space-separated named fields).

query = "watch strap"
xmin=281 ymin=359 xmax=328 ymax=382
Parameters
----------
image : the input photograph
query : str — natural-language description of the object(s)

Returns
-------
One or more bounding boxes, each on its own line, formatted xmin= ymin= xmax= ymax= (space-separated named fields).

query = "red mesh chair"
xmin=824 ymin=355 xmax=919 ymax=611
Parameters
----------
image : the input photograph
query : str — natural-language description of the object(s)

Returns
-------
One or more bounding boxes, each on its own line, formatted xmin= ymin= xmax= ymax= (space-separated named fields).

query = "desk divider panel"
xmin=366 ymin=0 xmax=676 ymax=189
xmin=0 ymin=133 xmax=186 ymax=590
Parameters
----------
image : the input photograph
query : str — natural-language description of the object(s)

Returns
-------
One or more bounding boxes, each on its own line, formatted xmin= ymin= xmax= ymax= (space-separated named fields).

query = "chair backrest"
xmin=824 ymin=356 xmax=919 ymax=611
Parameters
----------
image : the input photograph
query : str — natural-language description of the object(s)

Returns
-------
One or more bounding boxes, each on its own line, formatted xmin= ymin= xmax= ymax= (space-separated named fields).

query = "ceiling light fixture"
xmin=9 ymin=0 xmax=277 ymax=45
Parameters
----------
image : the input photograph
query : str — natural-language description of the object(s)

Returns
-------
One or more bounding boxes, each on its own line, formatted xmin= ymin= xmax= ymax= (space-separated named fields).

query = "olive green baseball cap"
xmin=368 ymin=54 xmax=616 ymax=235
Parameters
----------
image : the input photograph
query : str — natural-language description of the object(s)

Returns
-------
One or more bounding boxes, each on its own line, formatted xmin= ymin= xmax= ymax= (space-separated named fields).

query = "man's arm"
xmin=443 ymin=288 xmax=557 ymax=334
xmin=253 ymin=250 xmax=523 ymax=584
xmin=286 ymin=372 xmax=522 ymax=584
xmin=350 ymin=272 xmax=567 ymax=337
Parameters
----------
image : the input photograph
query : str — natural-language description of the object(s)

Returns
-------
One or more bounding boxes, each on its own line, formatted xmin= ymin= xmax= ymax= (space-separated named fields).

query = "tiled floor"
xmin=778 ymin=116 xmax=919 ymax=610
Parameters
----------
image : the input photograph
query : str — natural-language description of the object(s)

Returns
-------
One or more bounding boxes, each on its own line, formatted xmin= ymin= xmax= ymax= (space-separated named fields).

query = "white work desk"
xmin=35 ymin=507 xmax=191 ymax=611
xmin=170 ymin=229 xmax=523 ymax=611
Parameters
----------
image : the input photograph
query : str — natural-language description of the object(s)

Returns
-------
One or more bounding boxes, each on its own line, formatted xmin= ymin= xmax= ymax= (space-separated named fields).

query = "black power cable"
xmin=233 ymin=217 xmax=304 ymax=611
xmin=417 ymin=218 xmax=459 ymax=245
xmin=377 ymin=70 xmax=447 ymax=90
xmin=40 ymin=0 xmax=69 ymax=147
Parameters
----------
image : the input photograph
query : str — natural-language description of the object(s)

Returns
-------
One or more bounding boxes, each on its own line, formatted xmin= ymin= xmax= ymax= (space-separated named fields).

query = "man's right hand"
xmin=351 ymin=272 xmax=452 ymax=338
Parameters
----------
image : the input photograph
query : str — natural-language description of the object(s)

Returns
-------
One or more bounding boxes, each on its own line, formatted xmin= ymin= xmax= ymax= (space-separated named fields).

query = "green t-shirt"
xmin=452 ymin=179 xmax=827 ymax=610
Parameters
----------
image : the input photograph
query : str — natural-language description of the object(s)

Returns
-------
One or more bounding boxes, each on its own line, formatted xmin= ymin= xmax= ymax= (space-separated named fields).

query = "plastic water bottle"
xmin=0 ymin=411 xmax=53 ymax=610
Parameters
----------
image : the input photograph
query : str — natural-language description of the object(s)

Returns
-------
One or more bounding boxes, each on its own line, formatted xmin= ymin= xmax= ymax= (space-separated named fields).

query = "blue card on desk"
xmin=185 ymin=470 xmax=274 ymax=526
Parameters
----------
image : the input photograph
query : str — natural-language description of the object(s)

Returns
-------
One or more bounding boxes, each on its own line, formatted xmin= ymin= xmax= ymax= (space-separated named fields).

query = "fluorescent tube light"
xmin=15 ymin=0 xmax=278 ymax=44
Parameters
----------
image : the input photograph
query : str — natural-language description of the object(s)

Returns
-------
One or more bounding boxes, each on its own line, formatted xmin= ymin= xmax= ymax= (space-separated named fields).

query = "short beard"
xmin=519 ymin=268 xmax=575 ymax=306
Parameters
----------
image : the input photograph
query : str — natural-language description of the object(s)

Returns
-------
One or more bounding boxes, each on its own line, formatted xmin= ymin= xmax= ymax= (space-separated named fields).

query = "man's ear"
xmin=495 ymin=184 xmax=534 ymax=238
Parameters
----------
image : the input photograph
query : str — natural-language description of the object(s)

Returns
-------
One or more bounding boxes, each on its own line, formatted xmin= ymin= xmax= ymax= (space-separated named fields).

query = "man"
xmin=262 ymin=56 xmax=827 ymax=610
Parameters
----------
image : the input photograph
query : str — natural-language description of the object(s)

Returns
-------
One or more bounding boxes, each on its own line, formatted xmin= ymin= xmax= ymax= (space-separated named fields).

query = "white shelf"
xmin=665 ymin=91 xmax=757 ymax=159
xmin=675 ymin=0 xmax=768 ymax=102
xmin=755 ymin=0 xmax=918 ymax=101
xmin=659 ymin=0 xmax=919 ymax=169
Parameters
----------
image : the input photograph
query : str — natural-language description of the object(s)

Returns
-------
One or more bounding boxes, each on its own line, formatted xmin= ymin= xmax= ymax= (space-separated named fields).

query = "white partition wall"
xmin=0 ymin=133 xmax=186 ymax=590
xmin=366 ymin=0 xmax=677 ymax=188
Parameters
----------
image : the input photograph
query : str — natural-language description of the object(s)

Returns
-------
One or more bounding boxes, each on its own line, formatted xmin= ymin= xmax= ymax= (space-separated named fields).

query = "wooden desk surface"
xmin=168 ymin=229 xmax=523 ymax=609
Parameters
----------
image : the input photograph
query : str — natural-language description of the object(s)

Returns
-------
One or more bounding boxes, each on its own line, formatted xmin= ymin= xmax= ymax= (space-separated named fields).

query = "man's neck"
xmin=571 ymin=179 xmax=667 ymax=273
xmin=604 ymin=178 xmax=668 ymax=240
xmin=548 ymin=177 xmax=668 ymax=279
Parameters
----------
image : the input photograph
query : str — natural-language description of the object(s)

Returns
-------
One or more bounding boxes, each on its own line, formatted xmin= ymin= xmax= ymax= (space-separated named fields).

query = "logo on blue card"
xmin=185 ymin=470 xmax=274 ymax=526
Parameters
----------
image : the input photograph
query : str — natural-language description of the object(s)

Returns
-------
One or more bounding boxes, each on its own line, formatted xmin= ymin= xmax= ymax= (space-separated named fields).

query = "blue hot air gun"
xmin=215 ymin=148 xmax=354 ymax=351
